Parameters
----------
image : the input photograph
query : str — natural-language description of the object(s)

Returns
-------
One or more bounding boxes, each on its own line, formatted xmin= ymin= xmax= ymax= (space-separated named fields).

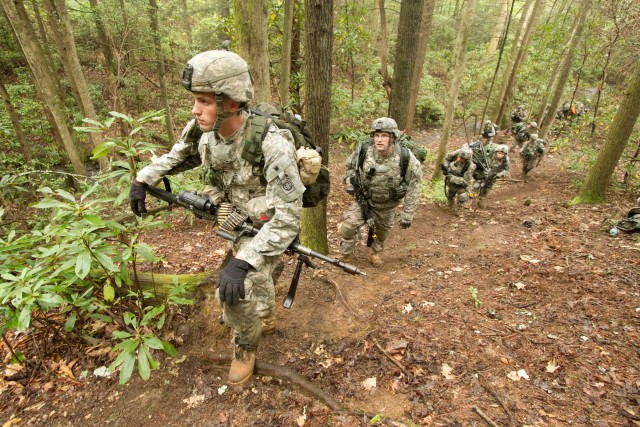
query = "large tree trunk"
xmin=299 ymin=0 xmax=333 ymax=253
xmin=405 ymin=0 xmax=436 ymax=133
xmin=279 ymin=0 xmax=294 ymax=107
xmin=388 ymin=0 xmax=425 ymax=131
xmin=572 ymin=62 xmax=640 ymax=204
xmin=431 ymin=0 xmax=478 ymax=181
xmin=233 ymin=0 xmax=271 ymax=104
xmin=0 ymin=78 xmax=31 ymax=163
xmin=492 ymin=0 xmax=534 ymax=126
xmin=496 ymin=0 xmax=546 ymax=127
xmin=1 ymin=0 xmax=86 ymax=175
xmin=539 ymin=0 xmax=591 ymax=139
xmin=487 ymin=0 xmax=509 ymax=55
xmin=149 ymin=0 xmax=176 ymax=144
xmin=42 ymin=0 xmax=110 ymax=172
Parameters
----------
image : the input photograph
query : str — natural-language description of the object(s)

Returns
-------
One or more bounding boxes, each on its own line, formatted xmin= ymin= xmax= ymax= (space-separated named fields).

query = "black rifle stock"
xmin=145 ymin=184 xmax=366 ymax=308
xmin=350 ymin=172 xmax=376 ymax=247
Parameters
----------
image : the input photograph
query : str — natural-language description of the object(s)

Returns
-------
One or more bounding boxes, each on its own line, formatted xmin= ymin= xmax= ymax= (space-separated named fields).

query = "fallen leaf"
xmin=507 ymin=371 xmax=520 ymax=381
xmin=520 ymin=255 xmax=542 ymax=264
xmin=546 ymin=360 xmax=560 ymax=373
xmin=182 ymin=394 xmax=205 ymax=408
xmin=361 ymin=377 xmax=377 ymax=390
xmin=441 ymin=364 xmax=455 ymax=380
xmin=513 ymin=282 xmax=526 ymax=290
xmin=517 ymin=369 xmax=530 ymax=380
xmin=500 ymin=357 xmax=509 ymax=365
xmin=402 ymin=303 xmax=413 ymax=314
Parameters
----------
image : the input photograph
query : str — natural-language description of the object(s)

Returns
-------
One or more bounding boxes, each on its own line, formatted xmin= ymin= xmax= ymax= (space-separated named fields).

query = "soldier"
xmin=128 ymin=50 xmax=304 ymax=385
xmin=473 ymin=144 xmax=510 ymax=206
xmin=510 ymin=120 xmax=537 ymax=152
xmin=520 ymin=133 xmax=546 ymax=181
xmin=441 ymin=147 xmax=476 ymax=209
xmin=339 ymin=117 xmax=423 ymax=267
xmin=481 ymin=120 xmax=499 ymax=144
xmin=510 ymin=105 xmax=528 ymax=127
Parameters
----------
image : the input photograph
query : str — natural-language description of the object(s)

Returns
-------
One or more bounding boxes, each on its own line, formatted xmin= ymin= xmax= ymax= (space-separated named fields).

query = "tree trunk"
xmin=539 ymin=0 xmax=591 ymax=139
xmin=290 ymin=1 xmax=303 ymax=112
xmin=0 ymin=78 xmax=31 ymax=163
xmin=300 ymin=0 xmax=333 ymax=253
xmin=388 ymin=0 xmax=425 ymax=131
xmin=431 ymin=0 xmax=478 ymax=181
xmin=591 ymin=39 xmax=617 ymax=136
xmin=405 ymin=0 xmax=436 ymax=133
xmin=487 ymin=0 xmax=509 ymax=55
xmin=496 ymin=0 xmax=546 ymax=127
xmin=572 ymin=62 xmax=640 ymax=204
xmin=180 ymin=0 xmax=193 ymax=50
xmin=232 ymin=0 xmax=271 ymax=104
xmin=43 ymin=0 xmax=110 ymax=172
xmin=1 ymin=0 xmax=86 ymax=175
xmin=492 ymin=0 xmax=534 ymax=125
xmin=148 ymin=0 xmax=176 ymax=144
xmin=377 ymin=0 xmax=391 ymax=99
xmin=279 ymin=0 xmax=294 ymax=107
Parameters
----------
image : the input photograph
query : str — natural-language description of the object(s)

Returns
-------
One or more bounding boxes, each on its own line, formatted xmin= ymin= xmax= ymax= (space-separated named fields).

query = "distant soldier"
xmin=441 ymin=147 xmax=476 ymax=208
xmin=473 ymin=144 xmax=510 ymax=206
xmin=481 ymin=120 xmax=499 ymax=144
xmin=520 ymin=133 xmax=546 ymax=180
xmin=510 ymin=105 xmax=528 ymax=126
xmin=510 ymin=121 xmax=537 ymax=152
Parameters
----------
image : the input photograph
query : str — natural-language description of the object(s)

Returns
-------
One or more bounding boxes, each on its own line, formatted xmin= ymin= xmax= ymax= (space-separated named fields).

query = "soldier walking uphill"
xmin=128 ymin=50 xmax=304 ymax=386
xmin=441 ymin=147 xmax=476 ymax=209
xmin=472 ymin=144 xmax=510 ymax=205
xmin=339 ymin=118 xmax=423 ymax=268
xmin=520 ymin=133 xmax=546 ymax=181
xmin=510 ymin=120 xmax=537 ymax=153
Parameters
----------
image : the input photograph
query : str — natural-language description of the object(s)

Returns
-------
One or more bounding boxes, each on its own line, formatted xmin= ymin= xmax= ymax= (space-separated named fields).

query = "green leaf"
xmin=119 ymin=351 xmax=136 ymax=385
xmin=94 ymin=251 xmax=118 ymax=273
xmin=109 ymin=111 xmax=132 ymax=122
xmin=55 ymin=189 xmax=77 ymax=203
xmin=75 ymin=250 xmax=92 ymax=279
xmin=17 ymin=305 xmax=31 ymax=332
xmin=141 ymin=305 xmax=165 ymax=327
xmin=112 ymin=330 xmax=132 ymax=339
xmin=64 ymin=312 xmax=77 ymax=332
xmin=162 ymin=340 xmax=178 ymax=358
xmin=103 ymin=284 xmax=115 ymax=302
xmin=135 ymin=243 xmax=159 ymax=262
xmin=82 ymin=214 xmax=106 ymax=227
xmin=31 ymin=200 xmax=71 ymax=210
xmin=81 ymin=118 xmax=105 ymax=127
xmin=142 ymin=336 xmax=164 ymax=350
xmin=123 ymin=312 xmax=138 ymax=329
xmin=137 ymin=345 xmax=151 ymax=381
xmin=91 ymin=141 xmax=117 ymax=158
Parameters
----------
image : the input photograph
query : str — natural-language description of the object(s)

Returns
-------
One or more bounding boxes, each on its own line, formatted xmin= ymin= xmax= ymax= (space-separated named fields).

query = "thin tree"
xmin=431 ymin=0 xmax=478 ymax=181
xmin=539 ymin=0 xmax=591 ymax=139
xmin=388 ymin=0 xmax=425 ymax=131
xmin=279 ymin=0 xmax=294 ymax=107
xmin=405 ymin=0 xmax=436 ymax=133
xmin=232 ymin=0 xmax=271 ymax=104
xmin=0 ymin=78 xmax=31 ymax=163
xmin=299 ymin=0 xmax=333 ymax=253
xmin=487 ymin=0 xmax=509 ymax=56
xmin=571 ymin=62 xmax=640 ymax=204
xmin=1 ymin=0 xmax=86 ymax=175
xmin=377 ymin=0 xmax=391 ymax=98
xmin=149 ymin=0 xmax=176 ymax=144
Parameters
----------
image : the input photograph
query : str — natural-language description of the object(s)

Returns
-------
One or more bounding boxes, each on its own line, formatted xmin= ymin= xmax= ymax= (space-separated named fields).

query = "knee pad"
xmin=340 ymin=222 xmax=357 ymax=240
xmin=458 ymin=192 xmax=469 ymax=203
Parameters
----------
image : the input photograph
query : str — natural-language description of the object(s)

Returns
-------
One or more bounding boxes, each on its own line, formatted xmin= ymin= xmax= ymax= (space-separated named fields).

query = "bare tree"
xmin=299 ymin=0 xmax=333 ymax=252
xmin=279 ymin=0 xmax=294 ymax=107
xmin=0 ymin=78 xmax=31 ymax=163
xmin=487 ymin=0 xmax=509 ymax=55
xmin=377 ymin=0 xmax=391 ymax=98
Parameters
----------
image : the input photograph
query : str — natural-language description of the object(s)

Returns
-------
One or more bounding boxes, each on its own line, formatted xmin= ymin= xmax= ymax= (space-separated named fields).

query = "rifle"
xmin=144 ymin=184 xmax=366 ymax=309
xmin=350 ymin=169 xmax=377 ymax=247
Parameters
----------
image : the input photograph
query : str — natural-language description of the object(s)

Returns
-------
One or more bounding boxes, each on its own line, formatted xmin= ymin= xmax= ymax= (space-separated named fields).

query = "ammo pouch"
xmin=390 ymin=180 xmax=408 ymax=201
xmin=302 ymin=165 xmax=330 ymax=208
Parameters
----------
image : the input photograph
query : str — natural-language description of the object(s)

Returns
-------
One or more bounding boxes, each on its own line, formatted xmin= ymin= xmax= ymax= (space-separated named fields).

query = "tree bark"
xmin=279 ymin=0 xmax=294 ymax=107
xmin=572 ymin=61 xmax=640 ymax=204
xmin=487 ymin=0 xmax=509 ymax=56
xmin=405 ymin=0 xmax=436 ymax=133
xmin=388 ymin=0 xmax=425 ymax=131
xmin=539 ymin=0 xmax=591 ymax=139
xmin=300 ymin=0 xmax=333 ymax=253
xmin=148 ymin=0 xmax=176 ymax=145
xmin=377 ymin=0 xmax=391 ymax=99
xmin=431 ymin=0 xmax=478 ymax=181
xmin=1 ymin=0 xmax=86 ymax=175
xmin=232 ymin=0 xmax=271 ymax=104
xmin=0 ymin=78 xmax=31 ymax=163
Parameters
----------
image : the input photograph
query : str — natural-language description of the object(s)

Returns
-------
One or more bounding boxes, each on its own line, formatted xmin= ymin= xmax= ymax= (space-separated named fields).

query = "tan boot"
xmin=228 ymin=346 xmax=255 ymax=385
xmin=336 ymin=253 xmax=352 ymax=262
xmin=261 ymin=315 xmax=276 ymax=335
xmin=368 ymin=252 xmax=383 ymax=267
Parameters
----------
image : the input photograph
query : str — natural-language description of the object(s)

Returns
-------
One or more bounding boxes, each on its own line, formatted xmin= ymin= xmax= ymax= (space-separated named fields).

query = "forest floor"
xmin=1 ymin=131 xmax=640 ymax=427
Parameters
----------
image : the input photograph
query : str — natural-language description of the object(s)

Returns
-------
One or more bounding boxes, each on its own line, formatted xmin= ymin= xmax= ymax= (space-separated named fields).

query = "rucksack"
xmin=356 ymin=133 xmax=426 ymax=181
xmin=242 ymin=103 xmax=330 ymax=208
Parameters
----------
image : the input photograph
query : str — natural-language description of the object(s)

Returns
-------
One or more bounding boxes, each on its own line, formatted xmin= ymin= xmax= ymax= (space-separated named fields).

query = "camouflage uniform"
xmin=473 ymin=144 xmax=510 ymax=199
xmin=135 ymin=51 xmax=303 ymax=362
xmin=464 ymin=139 xmax=497 ymax=182
xmin=340 ymin=123 xmax=423 ymax=256
xmin=442 ymin=148 xmax=476 ymax=206
xmin=520 ymin=134 xmax=546 ymax=179
xmin=481 ymin=120 xmax=499 ymax=144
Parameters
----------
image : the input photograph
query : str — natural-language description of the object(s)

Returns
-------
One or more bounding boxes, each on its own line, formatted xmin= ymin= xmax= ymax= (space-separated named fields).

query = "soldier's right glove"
xmin=218 ymin=258 xmax=254 ymax=306
xmin=129 ymin=180 xmax=148 ymax=216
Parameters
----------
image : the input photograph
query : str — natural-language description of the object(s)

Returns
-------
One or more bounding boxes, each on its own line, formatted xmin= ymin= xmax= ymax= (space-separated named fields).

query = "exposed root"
xmin=372 ymin=338 xmax=410 ymax=378
xmin=472 ymin=405 xmax=500 ymax=427
xmin=314 ymin=276 xmax=359 ymax=318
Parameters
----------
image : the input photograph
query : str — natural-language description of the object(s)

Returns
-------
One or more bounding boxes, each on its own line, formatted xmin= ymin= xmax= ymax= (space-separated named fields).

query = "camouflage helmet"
xmin=495 ymin=144 xmax=509 ymax=154
xmin=370 ymin=117 xmax=400 ymax=138
xmin=529 ymin=133 xmax=539 ymax=140
xmin=484 ymin=119 xmax=492 ymax=125
xmin=529 ymin=121 xmax=538 ymax=128
xmin=181 ymin=50 xmax=253 ymax=103
xmin=457 ymin=148 xmax=472 ymax=160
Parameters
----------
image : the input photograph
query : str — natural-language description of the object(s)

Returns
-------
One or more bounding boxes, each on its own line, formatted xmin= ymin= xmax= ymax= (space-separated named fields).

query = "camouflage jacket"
xmin=489 ymin=155 xmax=510 ymax=178
xmin=443 ymin=149 xmax=476 ymax=186
xmin=344 ymin=143 xmax=423 ymax=222
xmin=136 ymin=113 xmax=304 ymax=270
xmin=520 ymin=138 xmax=546 ymax=159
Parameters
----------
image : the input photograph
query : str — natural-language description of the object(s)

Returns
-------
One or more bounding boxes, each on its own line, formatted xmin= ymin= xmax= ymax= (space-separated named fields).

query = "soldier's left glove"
xmin=400 ymin=220 xmax=411 ymax=229
xmin=129 ymin=180 xmax=148 ymax=216
xmin=218 ymin=258 xmax=254 ymax=306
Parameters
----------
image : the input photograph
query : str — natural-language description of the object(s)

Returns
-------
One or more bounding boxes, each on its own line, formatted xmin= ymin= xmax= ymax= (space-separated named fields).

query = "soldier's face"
xmin=373 ymin=132 xmax=392 ymax=152
xmin=495 ymin=152 xmax=506 ymax=161
xmin=191 ymin=92 xmax=218 ymax=131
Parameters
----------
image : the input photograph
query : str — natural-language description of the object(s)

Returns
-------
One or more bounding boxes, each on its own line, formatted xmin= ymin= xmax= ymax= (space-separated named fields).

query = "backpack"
xmin=242 ymin=103 xmax=330 ymax=208
xmin=356 ymin=133 xmax=426 ymax=181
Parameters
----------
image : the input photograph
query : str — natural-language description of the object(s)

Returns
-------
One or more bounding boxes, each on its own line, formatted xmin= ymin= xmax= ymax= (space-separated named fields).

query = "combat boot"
xmin=228 ymin=346 xmax=255 ymax=385
xmin=336 ymin=253 xmax=352 ymax=262
xmin=261 ymin=315 xmax=276 ymax=335
xmin=368 ymin=252 xmax=383 ymax=267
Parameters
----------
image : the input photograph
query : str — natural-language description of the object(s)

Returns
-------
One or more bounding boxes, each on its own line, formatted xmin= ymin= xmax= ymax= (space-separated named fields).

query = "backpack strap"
xmin=356 ymin=139 xmax=370 ymax=171
xmin=399 ymin=145 xmax=410 ymax=182
xmin=241 ymin=113 xmax=271 ymax=165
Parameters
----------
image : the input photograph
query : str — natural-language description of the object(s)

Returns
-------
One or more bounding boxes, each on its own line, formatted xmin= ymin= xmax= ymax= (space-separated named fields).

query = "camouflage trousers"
xmin=339 ymin=201 xmax=397 ymax=254
xmin=216 ymin=238 xmax=277 ymax=352
xmin=522 ymin=155 xmax=540 ymax=175
xmin=446 ymin=182 xmax=470 ymax=205
xmin=473 ymin=176 xmax=497 ymax=198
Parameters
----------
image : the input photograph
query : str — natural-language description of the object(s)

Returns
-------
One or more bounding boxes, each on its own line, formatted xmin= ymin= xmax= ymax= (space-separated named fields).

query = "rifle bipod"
xmin=282 ymin=254 xmax=316 ymax=309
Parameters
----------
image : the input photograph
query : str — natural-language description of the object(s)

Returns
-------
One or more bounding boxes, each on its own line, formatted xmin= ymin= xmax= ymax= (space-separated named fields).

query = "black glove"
xmin=129 ymin=180 xmax=148 ymax=216
xmin=346 ymin=186 xmax=355 ymax=196
xmin=218 ymin=258 xmax=253 ymax=306
xmin=439 ymin=164 xmax=448 ymax=174
xmin=400 ymin=220 xmax=411 ymax=229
